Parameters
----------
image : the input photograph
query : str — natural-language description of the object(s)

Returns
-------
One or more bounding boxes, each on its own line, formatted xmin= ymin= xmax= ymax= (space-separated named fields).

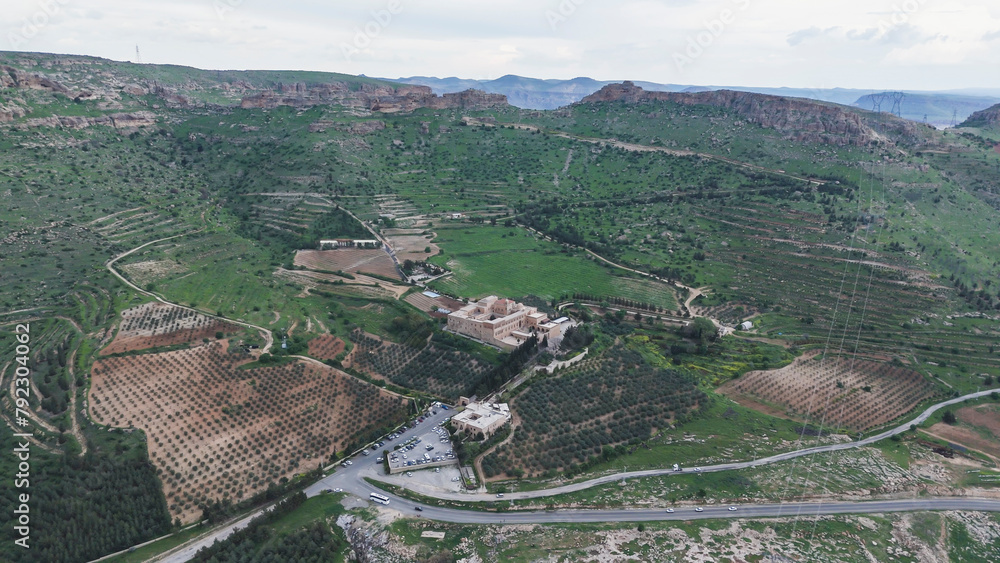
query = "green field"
xmin=428 ymin=223 xmax=680 ymax=310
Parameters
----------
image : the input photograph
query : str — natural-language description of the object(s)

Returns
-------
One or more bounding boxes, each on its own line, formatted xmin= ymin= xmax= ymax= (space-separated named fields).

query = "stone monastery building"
xmin=447 ymin=295 xmax=561 ymax=350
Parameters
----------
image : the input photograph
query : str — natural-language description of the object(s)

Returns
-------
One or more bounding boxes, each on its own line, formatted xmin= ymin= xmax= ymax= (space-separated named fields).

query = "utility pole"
xmin=135 ymin=45 xmax=142 ymax=64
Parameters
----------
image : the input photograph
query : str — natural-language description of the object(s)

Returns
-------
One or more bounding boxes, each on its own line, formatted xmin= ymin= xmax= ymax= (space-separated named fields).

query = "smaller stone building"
xmin=452 ymin=402 xmax=511 ymax=439
xmin=447 ymin=295 xmax=561 ymax=350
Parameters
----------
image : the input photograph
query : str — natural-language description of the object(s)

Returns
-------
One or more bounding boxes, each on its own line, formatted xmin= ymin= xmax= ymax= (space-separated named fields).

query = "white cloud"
xmin=1 ymin=0 xmax=998 ymax=89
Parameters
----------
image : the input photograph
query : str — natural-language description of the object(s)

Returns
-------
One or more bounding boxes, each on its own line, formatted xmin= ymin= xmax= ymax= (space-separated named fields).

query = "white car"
xmin=666 ymin=508 xmax=674 ymax=513
xmin=728 ymin=506 xmax=738 ymax=511
xmin=333 ymin=488 xmax=343 ymax=492
xmin=694 ymin=507 xmax=704 ymax=512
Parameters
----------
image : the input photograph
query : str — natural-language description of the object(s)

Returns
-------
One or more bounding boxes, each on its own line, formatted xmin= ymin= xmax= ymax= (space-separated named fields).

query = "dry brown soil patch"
xmin=101 ymin=302 xmax=240 ymax=355
xmin=90 ymin=342 xmax=407 ymax=523
xmin=383 ymin=229 xmax=439 ymax=262
xmin=719 ymin=352 xmax=934 ymax=431
xmin=308 ymin=334 xmax=346 ymax=362
xmin=295 ymin=248 xmax=401 ymax=280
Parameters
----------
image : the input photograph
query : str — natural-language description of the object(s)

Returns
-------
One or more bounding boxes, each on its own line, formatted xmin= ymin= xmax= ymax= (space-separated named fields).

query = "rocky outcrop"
xmin=21 ymin=111 xmax=156 ymax=129
xmin=150 ymin=85 xmax=190 ymax=107
xmin=240 ymin=82 xmax=506 ymax=114
xmin=308 ymin=120 xmax=386 ymax=134
xmin=0 ymin=100 xmax=28 ymax=122
xmin=580 ymin=81 xmax=920 ymax=146
xmin=1 ymin=65 xmax=71 ymax=94
xmin=959 ymin=104 xmax=1000 ymax=129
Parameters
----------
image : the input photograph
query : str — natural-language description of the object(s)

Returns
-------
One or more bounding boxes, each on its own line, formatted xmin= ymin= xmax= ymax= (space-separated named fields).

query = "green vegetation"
xmin=0 ymin=422 xmax=171 ymax=563
xmin=482 ymin=344 xmax=705 ymax=479
xmin=3 ymin=51 xmax=1000 ymax=561
xmin=189 ymin=492 xmax=347 ymax=562
xmin=428 ymin=223 xmax=680 ymax=310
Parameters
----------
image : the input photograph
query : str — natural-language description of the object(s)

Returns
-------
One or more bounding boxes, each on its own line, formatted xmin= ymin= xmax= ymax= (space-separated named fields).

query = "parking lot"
xmin=347 ymin=403 xmax=458 ymax=476
xmin=385 ymin=410 xmax=457 ymax=474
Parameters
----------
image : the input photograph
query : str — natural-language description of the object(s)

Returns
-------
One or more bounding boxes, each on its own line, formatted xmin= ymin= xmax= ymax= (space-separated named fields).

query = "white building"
xmin=452 ymin=402 xmax=511 ymax=439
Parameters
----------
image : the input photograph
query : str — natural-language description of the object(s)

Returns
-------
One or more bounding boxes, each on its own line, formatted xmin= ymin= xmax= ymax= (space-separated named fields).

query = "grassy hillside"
xmin=4 ymin=51 xmax=1000 ymax=560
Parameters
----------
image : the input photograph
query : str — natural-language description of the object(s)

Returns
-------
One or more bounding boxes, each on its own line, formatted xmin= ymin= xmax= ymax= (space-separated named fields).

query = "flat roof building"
xmin=447 ymin=295 xmax=562 ymax=350
xmin=452 ymin=402 xmax=510 ymax=439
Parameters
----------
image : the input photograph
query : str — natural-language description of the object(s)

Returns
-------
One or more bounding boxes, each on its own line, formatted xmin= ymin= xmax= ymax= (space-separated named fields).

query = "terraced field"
xmin=720 ymin=352 xmax=938 ymax=431
xmin=295 ymin=249 xmax=401 ymax=280
xmin=90 ymin=341 xmax=407 ymax=523
xmin=346 ymin=329 xmax=494 ymax=400
xmin=482 ymin=345 xmax=705 ymax=478
xmin=101 ymin=302 xmax=242 ymax=355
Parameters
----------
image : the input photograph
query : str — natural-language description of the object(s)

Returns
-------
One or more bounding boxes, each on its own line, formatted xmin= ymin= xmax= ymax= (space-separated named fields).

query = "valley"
xmin=2 ymin=50 xmax=1000 ymax=562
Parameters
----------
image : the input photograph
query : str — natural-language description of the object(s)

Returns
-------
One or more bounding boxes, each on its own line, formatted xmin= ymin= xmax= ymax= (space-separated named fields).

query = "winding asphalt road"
xmin=353 ymin=388 xmax=1000 ymax=503
xmin=152 ymin=389 xmax=1000 ymax=562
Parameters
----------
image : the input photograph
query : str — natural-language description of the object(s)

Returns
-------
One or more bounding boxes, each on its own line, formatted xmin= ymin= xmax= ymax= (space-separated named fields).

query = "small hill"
xmin=958 ymin=103 xmax=1000 ymax=129
xmin=579 ymin=81 xmax=925 ymax=146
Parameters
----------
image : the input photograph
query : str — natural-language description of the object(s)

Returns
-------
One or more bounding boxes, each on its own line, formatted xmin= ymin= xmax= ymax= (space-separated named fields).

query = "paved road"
xmin=320 ymin=493 xmax=1000 ymax=525
xmin=150 ymin=390 xmax=1000 ymax=562
xmin=354 ymin=388 xmax=1000 ymax=502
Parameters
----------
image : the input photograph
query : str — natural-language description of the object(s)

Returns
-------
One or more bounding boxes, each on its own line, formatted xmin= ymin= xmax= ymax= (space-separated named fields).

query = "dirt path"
xmin=475 ymin=411 xmax=522 ymax=484
xmin=88 ymin=207 xmax=143 ymax=225
xmin=106 ymin=229 xmax=275 ymax=354
xmin=289 ymin=354 xmax=413 ymax=402
xmin=65 ymin=347 xmax=88 ymax=455
xmin=521 ymin=224 xmax=725 ymax=329
xmin=920 ymin=428 xmax=1000 ymax=466
xmin=507 ymin=123 xmax=827 ymax=186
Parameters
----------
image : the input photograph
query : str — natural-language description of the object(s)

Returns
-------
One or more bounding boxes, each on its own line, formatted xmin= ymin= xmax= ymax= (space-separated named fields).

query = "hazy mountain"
xmin=387 ymin=75 xmax=1000 ymax=127
xmin=391 ymin=75 xmax=689 ymax=110
xmin=854 ymin=92 xmax=1000 ymax=127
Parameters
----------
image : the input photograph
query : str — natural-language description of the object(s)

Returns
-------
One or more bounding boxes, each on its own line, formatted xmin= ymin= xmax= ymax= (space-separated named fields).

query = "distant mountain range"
xmin=386 ymin=74 xmax=1000 ymax=127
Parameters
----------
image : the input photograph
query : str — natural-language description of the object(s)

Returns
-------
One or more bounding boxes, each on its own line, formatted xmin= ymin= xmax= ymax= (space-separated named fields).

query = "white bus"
xmin=369 ymin=492 xmax=390 ymax=505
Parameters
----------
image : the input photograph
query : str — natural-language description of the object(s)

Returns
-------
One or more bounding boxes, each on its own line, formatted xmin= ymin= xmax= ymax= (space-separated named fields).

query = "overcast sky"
xmin=4 ymin=0 xmax=999 ymax=90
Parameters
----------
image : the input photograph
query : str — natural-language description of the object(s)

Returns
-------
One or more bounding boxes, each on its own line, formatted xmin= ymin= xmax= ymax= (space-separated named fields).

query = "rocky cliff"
xmin=1 ymin=65 xmax=71 ymax=94
xmin=241 ymin=83 xmax=506 ymax=113
xmin=959 ymin=103 xmax=1000 ymax=129
xmin=581 ymin=81 xmax=921 ymax=146
xmin=21 ymin=111 xmax=157 ymax=130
